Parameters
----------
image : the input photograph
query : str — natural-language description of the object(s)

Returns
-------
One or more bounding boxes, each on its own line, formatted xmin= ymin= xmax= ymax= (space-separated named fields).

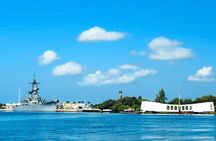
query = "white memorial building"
xmin=141 ymin=101 xmax=215 ymax=113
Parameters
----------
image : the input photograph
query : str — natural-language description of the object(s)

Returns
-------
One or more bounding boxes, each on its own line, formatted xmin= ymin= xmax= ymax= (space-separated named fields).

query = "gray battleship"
xmin=13 ymin=75 xmax=57 ymax=112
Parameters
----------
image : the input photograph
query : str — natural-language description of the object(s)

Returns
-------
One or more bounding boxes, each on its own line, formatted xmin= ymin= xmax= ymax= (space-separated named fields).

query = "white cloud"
xmin=79 ymin=65 xmax=157 ymax=86
xmin=107 ymin=69 xmax=120 ymax=75
xmin=188 ymin=66 xmax=214 ymax=82
xmin=120 ymin=64 xmax=139 ymax=70
xmin=148 ymin=37 xmax=194 ymax=60
xmin=77 ymin=26 xmax=125 ymax=42
xmin=130 ymin=50 xmax=146 ymax=56
xmin=38 ymin=50 xmax=59 ymax=65
xmin=52 ymin=61 xmax=83 ymax=76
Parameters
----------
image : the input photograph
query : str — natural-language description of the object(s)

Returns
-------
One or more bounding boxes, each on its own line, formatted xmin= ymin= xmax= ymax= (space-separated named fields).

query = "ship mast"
xmin=178 ymin=86 xmax=181 ymax=106
xmin=28 ymin=74 xmax=41 ymax=103
xmin=18 ymin=87 xmax=21 ymax=104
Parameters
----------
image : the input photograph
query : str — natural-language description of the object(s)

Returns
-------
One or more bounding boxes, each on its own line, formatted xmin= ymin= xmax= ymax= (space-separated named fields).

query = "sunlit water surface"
xmin=0 ymin=112 xmax=215 ymax=141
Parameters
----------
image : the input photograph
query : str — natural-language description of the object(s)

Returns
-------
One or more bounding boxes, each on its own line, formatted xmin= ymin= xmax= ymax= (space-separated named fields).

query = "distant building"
xmin=58 ymin=102 xmax=88 ymax=111
xmin=57 ymin=102 xmax=101 ymax=112
xmin=141 ymin=101 xmax=215 ymax=114
xmin=4 ymin=103 xmax=21 ymax=111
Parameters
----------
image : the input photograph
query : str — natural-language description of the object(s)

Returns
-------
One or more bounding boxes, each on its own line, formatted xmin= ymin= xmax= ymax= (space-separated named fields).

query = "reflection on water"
xmin=0 ymin=112 xmax=215 ymax=141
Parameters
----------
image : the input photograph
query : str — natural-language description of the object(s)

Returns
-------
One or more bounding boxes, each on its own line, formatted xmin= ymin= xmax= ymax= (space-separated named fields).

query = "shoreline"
xmin=2 ymin=109 xmax=215 ymax=115
xmin=1 ymin=109 xmax=215 ymax=116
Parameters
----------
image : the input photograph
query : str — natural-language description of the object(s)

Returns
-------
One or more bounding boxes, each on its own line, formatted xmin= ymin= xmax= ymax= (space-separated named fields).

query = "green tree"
xmin=168 ymin=98 xmax=193 ymax=104
xmin=168 ymin=98 xmax=183 ymax=104
xmin=194 ymin=95 xmax=216 ymax=104
xmin=0 ymin=103 xmax=5 ymax=109
xmin=155 ymin=89 xmax=167 ymax=103
xmin=97 ymin=99 xmax=116 ymax=109
xmin=182 ymin=98 xmax=193 ymax=104
xmin=138 ymin=96 xmax=142 ymax=101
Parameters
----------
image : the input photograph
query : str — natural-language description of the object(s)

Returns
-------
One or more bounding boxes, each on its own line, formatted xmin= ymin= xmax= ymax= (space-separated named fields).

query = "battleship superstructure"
xmin=13 ymin=75 xmax=57 ymax=112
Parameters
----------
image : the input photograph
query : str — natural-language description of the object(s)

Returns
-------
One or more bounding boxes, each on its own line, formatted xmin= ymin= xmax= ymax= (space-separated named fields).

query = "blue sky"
xmin=0 ymin=0 xmax=216 ymax=103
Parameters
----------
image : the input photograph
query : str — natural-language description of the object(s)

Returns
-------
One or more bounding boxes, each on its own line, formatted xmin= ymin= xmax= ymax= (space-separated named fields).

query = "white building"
xmin=57 ymin=102 xmax=101 ymax=112
xmin=141 ymin=101 xmax=215 ymax=113
xmin=59 ymin=102 xmax=88 ymax=111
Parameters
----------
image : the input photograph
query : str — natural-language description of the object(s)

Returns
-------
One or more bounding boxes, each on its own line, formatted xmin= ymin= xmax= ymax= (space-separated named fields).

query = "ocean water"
xmin=0 ymin=112 xmax=215 ymax=141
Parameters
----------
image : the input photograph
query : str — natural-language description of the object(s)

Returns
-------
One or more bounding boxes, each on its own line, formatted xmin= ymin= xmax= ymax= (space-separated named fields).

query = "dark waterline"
xmin=0 ymin=112 xmax=215 ymax=141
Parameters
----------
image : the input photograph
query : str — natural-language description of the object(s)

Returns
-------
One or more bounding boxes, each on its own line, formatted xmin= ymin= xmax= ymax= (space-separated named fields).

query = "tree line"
xmin=154 ymin=89 xmax=216 ymax=110
xmin=95 ymin=96 xmax=146 ymax=112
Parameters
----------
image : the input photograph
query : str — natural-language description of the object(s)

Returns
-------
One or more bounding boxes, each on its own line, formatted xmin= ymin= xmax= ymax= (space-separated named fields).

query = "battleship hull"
xmin=13 ymin=103 xmax=56 ymax=112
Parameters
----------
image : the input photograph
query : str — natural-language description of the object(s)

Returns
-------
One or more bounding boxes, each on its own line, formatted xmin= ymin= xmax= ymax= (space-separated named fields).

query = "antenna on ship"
xmin=33 ymin=73 xmax=36 ymax=81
